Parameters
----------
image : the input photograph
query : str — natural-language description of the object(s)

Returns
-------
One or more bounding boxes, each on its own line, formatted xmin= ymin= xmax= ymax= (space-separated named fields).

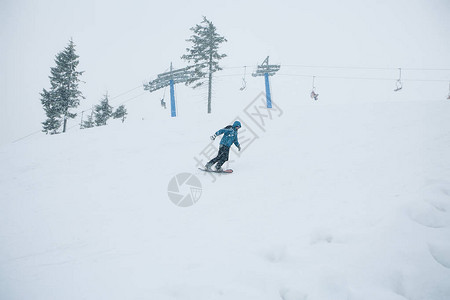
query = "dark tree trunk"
xmin=63 ymin=115 xmax=67 ymax=132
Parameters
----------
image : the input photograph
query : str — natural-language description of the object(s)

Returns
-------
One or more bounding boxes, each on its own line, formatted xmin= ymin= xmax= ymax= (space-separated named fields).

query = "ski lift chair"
xmin=394 ymin=68 xmax=403 ymax=92
xmin=310 ymin=76 xmax=319 ymax=100
xmin=310 ymin=90 xmax=319 ymax=101
xmin=240 ymin=78 xmax=247 ymax=91
xmin=447 ymin=83 xmax=450 ymax=100
xmin=240 ymin=66 xmax=247 ymax=91
xmin=394 ymin=79 xmax=402 ymax=92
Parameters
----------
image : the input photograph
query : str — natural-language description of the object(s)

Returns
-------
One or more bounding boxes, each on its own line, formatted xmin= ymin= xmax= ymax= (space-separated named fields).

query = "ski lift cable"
xmin=221 ymin=64 xmax=450 ymax=72
xmin=115 ymin=91 xmax=147 ymax=106
xmin=276 ymin=73 xmax=449 ymax=82
xmin=214 ymin=71 xmax=450 ymax=85
xmin=215 ymin=73 xmax=247 ymax=78
xmin=214 ymin=72 xmax=450 ymax=84
xmin=78 ymin=81 xmax=151 ymax=115
xmin=279 ymin=65 xmax=450 ymax=72
xmin=109 ymin=85 xmax=143 ymax=100
xmin=283 ymin=65 xmax=394 ymax=71
xmin=12 ymin=130 xmax=43 ymax=143
xmin=215 ymin=68 xmax=449 ymax=82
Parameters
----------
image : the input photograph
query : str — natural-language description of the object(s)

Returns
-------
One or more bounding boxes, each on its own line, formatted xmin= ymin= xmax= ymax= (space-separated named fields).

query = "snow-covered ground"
xmin=1 ymin=95 xmax=450 ymax=300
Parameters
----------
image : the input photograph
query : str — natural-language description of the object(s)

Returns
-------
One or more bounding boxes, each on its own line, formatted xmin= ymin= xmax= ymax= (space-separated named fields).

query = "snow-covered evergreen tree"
xmin=181 ymin=16 xmax=227 ymax=114
xmin=112 ymin=105 xmax=128 ymax=123
xmin=41 ymin=39 xmax=84 ymax=134
xmin=40 ymin=89 xmax=61 ymax=134
xmin=94 ymin=93 xmax=113 ymax=126
xmin=81 ymin=110 xmax=95 ymax=129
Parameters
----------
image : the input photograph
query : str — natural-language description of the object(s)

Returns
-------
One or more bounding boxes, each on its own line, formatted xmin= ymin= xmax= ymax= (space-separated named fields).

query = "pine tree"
xmin=41 ymin=39 xmax=84 ymax=134
xmin=81 ymin=110 xmax=95 ymax=129
xmin=181 ymin=16 xmax=227 ymax=114
xmin=112 ymin=105 xmax=128 ymax=123
xmin=40 ymin=89 xmax=61 ymax=134
xmin=94 ymin=93 xmax=113 ymax=126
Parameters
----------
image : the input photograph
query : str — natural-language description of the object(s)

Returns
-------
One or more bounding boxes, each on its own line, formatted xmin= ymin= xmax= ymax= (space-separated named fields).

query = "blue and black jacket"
xmin=215 ymin=121 xmax=241 ymax=148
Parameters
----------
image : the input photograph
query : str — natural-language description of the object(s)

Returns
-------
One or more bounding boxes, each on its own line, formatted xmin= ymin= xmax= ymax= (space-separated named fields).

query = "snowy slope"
xmin=1 ymin=96 xmax=450 ymax=300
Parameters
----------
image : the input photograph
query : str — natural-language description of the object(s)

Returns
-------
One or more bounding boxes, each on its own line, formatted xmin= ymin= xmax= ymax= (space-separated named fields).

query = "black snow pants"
xmin=207 ymin=144 xmax=230 ymax=169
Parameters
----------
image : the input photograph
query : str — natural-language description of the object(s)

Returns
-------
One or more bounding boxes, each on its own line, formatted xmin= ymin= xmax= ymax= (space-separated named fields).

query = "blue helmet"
xmin=233 ymin=121 xmax=242 ymax=129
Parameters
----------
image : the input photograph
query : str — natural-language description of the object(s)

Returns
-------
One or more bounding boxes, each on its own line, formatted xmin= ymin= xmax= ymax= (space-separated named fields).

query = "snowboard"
xmin=198 ymin=168 xmax=233 ymax=174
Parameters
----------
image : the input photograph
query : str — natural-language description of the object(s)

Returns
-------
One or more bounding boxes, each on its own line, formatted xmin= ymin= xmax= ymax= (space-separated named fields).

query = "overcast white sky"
xmin=1 ymin=0 xmax=449 ymax=145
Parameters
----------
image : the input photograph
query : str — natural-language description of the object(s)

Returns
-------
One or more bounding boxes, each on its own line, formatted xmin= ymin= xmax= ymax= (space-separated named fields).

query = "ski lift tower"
xmin=144 ymin=63 xmax=194 ymax=117
xmin=252 ymin=56 xmax=280 ymax=108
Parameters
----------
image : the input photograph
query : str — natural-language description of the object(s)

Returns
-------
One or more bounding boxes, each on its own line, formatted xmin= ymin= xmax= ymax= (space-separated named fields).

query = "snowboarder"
xmin=205 ymin=121 xmax=241 ymax=171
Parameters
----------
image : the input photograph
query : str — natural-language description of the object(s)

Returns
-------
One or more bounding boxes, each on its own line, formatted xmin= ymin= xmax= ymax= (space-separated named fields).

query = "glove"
xmin=237 ymin=145 xmax=241 ymax=151
xmin=210 ymin=134 xmax=217 ymax=141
